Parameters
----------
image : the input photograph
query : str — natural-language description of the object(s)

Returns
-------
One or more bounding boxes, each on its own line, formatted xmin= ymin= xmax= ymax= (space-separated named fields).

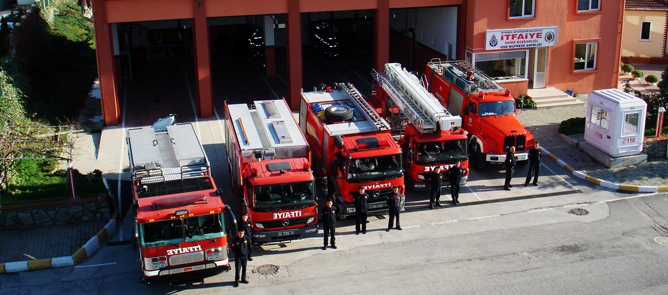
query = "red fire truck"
xmin=224 ymin=99 xmax=318 ymax=243
xmin=371 ymin=63 xmax=469 ymax=191
xmin=425 ymin=60 xmax=535 ymax=169
xmin=127 ymin=123 xmax=236 ymax=282
xmin=299 ymin=83 xmax=405 ymax=218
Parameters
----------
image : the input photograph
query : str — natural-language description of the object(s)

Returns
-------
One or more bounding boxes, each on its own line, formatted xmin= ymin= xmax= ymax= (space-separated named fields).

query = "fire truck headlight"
xmin=206 ymin=247 xmax=224 ymax=261
xmin=307 ymin=217 xmax=315 ymax=224
xmin=347 ymin=207 xmax=356 ymax=214
xmin=417 ymin=174 xmax=425 ymax=180
xmin=255 ymin=223 xmax=264 ymax=229
xmin=145 ymin=256 xmax=167 ymax=270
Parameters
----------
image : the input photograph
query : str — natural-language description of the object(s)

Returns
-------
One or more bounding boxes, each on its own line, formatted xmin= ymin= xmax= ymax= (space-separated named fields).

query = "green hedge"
xmin=558 ymin=117 xmax=586 ymax=135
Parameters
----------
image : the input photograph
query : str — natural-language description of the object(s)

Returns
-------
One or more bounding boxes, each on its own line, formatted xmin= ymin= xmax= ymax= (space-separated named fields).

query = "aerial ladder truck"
xmin=372 ymin=63 xmax=469 ymax=191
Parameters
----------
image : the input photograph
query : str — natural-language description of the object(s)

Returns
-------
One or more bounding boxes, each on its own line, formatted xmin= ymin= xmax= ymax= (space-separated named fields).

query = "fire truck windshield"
xmin=479 ymin=101 xmax=515 ymax=117
xmin=347 ymin=154 xmax=403 ymax=182
xmin=254 ymin=181 xmax=316 ymax=211
xmin=416 ymin=140 xmax=468 ymax=164
xmin=139 ymin=213 xmax=225 ymax=248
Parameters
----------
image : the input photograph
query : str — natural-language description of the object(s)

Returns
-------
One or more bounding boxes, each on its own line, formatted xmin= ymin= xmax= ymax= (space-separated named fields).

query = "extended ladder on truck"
xmin=340 ymin=82 xmax=391 ymax=132
xmin=373 ymin=63 xmax=461 ymax=134
xmin=127 ymin=124 xmax=210 ymax=197
xmin=426 ymin=59 xmax=506 ymax=94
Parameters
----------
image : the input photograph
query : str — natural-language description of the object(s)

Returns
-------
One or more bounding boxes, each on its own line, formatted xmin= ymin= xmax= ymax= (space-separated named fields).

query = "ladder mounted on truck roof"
xmin=427 ymin=59 xmax=506 ymax=94
xmin=339 ymin=82 xmax=391 ymax=131
xmin=373 ymin=63 xmax=461 ymax=133
xmin=127 ymin=123 xmax=209 ymax=185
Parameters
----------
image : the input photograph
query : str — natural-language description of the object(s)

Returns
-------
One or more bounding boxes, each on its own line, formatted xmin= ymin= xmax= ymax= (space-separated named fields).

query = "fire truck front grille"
xmin=368 ymin=188 xmax=393 ymax=203
xmin=169 ymin=251 xmax=204 ymax=266
xmin=516 ymin=135 xmax=526 ymax=151
xmin=262 ymin=217 xmax=310 ymax=229
xmin=503 ymin=136 xmax=515 ymax=152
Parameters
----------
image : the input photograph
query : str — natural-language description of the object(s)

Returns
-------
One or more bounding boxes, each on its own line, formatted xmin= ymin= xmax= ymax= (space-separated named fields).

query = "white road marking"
xmin=562 ymin=204 xmax=585 ymax=208
xmin=249 ymin=57 xmax=280 ymax=99
xmin=74 ymin=262 xmax=117 ymax=268
xmin=528 ymin=208 xmax=553 ymax=213
xmin=444 ymin=220 xmax=459 ymax=223
xmin=469 ymin=215 xmax=500 ymax=221
xmin=431 ymin=222 xmax=445 ymax=225
xmin=600 ymin=192 xmax=660 ymax=204
xmin=117 ymin=85 xmax=128 ymax=241
xmin=402 ymin=225 xmax=420 ymax=229
xmin=541 ymin=162 xmax=579 ymax=191
xmin=465 ymin=184 xmax=482 ymax=201
xmin=181 ymin=61 xmax=202 ymax=139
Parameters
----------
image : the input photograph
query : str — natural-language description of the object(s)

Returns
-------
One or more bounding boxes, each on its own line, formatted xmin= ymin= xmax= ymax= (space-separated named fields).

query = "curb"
xmin=541 ymin=147 xmax=668 ymax=193
xmin=0 ymin=178 xmax=119 ymax=274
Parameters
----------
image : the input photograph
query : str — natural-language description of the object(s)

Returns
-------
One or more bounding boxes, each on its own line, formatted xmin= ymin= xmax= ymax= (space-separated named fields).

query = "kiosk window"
xmin=623 ymin=113 xmax=639 ymax=135
xmin=590 ymin=105 xmax=609 ymax=131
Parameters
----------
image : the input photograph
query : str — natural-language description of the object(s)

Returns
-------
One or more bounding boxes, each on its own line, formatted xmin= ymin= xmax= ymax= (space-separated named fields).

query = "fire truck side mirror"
xmin=334 ymin=135 xmax=344 ymax=149
xmin=224 ymin=205 xmax=238 ymax=236
xmin=216 ymin=187 xmax=224 ymax=197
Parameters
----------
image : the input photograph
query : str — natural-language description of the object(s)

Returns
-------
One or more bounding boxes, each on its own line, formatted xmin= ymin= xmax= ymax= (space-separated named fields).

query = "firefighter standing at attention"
xmin=386 ymin=187 xmax=403 ymax=231
xmin=231 ymin=230 xmax=249 ymax=287
xmin=449 ymin=161 xmax=465 ymax=205
xmin=504 ymin=146 xmax=517 ymax=190
xmin=321 ymin=198 xmax=338 ymax=250
xmin=240 ymin=212 xmax=253 ymax=261
xmin=428 ymin=166 xmax=445 ymax=209
xmin=525 ymin=142 xmax=542 ymax=186
xmin=354 ymin=187 xmax=369 ymax=234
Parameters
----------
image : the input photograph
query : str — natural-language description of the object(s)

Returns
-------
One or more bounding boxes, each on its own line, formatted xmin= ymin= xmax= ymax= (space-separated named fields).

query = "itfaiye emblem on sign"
xmin=544 ymin=31 xmax=555 ymax=43
xmin=489 ymin=34 xmax=498 ymax=47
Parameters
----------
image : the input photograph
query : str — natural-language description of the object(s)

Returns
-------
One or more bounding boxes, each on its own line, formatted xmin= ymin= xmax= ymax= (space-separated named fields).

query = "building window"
xmin=578 ymin=0 xmax=600 ymax=11
xmin=474 ymin=50 xmax=528 ymax=80
xmin=509 ymin=0 xmax=535 ymax=18
xmin=590 ymin=105 xmax=609 ymax=131
xmin=640 ymin=22 xmax=651 ymax=41
xmin=574 ymin=42 xmax=597 ymax=71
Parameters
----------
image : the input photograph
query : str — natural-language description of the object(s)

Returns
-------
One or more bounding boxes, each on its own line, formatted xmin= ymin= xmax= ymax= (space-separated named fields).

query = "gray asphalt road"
xmin=2 ymin=192 xmax=667 ymax=295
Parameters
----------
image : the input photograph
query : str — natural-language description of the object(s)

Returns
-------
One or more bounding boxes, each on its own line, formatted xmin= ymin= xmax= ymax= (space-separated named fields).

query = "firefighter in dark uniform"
xmin=525 ymin=142 xmax=542 ymax=186
xmin=240 ymin=213 xmax=253 ymax=261
xmin=428 ymin=166 xmax=445 ymax=209
xmin=449 ymin=161 xmax=465 ymax=205
xmin=231 ymin=230 xmax=249 ymax=287
xmin=321 ymin=198 xmax=338 ymax=250
xmin=386 ymin=187 xmax=403 ymax=231
xmin=504 ymin=146 xmax=517 ymax=190
xmin=354 ymin=187 xmax=369 ymax=234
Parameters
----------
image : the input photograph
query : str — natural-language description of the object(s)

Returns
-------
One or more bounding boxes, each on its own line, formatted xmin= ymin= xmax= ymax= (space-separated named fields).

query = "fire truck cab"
xmin=127 ymin=123 xmax=236 ymax=282
xmin=371 ymin=63 xmax=469 ymax=191
xmin=425 ymin=60 xmax=535 ymax=169
xmin=224 ymin=99 xmax=318 ymax=244
xmin=300 ymin=83 xmax=405 ymax=219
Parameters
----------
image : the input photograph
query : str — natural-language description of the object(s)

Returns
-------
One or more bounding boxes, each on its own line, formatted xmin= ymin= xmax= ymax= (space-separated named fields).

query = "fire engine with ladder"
xmin=425 ymin=60 xmax=535 ymax=169
xmin=224 ymin=99 xmax=319 ymax=243
xmin=127 ymin=119 xmax=236 ymax=282
xmin=371 ymin=63 xmax=469 ymax=191
xmin=300 ymin=83 xmax=405 ymax=219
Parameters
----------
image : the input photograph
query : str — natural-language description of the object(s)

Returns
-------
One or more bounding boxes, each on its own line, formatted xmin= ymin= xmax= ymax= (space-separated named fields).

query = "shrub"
xmin=645 ymin=75 xmax=659 ymax=83
xmin=558 ymin=117 xmax=586 ymax=135
xmin=621 ymin=64 xmax=634 ymax=73
xmin=632 ymin=70 xmax=644 ymax=79
xmin=620 ymin=61 xmax=625 ymax=68
xmin=514 ymin=94 xmax=537 ymax=110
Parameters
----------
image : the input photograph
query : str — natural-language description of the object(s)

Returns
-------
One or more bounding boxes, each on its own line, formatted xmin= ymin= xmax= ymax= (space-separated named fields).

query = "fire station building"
xmin=92 ymin=0 xmax=624 ymax=126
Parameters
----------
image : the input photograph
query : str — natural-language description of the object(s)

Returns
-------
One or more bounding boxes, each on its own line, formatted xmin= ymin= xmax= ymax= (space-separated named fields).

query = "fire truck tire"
xmin=325 ymin=106 xmax=353 ymax=122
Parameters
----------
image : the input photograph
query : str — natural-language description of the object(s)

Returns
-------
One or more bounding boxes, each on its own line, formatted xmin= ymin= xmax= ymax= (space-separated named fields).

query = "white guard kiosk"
xmin=584 ymin=89 xmax=647 ymax=157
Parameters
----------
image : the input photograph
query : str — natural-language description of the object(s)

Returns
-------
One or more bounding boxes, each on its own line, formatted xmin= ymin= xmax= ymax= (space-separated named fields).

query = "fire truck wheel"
xmin=325 ymin=106 xmax=353 ymax=122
